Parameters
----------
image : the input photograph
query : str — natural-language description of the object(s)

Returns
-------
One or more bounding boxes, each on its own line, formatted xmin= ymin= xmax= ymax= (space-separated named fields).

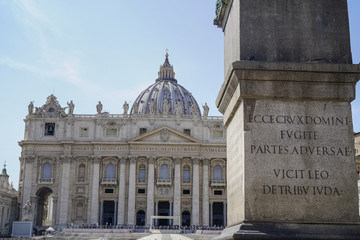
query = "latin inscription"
xmin=248 ymin=113 xmax=351 ymax=197
xmin=73 ymin=146 xmax=225 ymax=153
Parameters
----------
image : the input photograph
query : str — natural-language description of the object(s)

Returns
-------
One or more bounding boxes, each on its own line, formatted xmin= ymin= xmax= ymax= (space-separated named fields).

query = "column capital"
xmin=24 ymin=155 xmax=36 ymax=163
xmin=91 ymin=155 xmax=101 ymax=164
xmin=192 ymin=157 xmax=200 ymax=165
xmin=147 ymin=156 xmax=156 ymax=164
xmin=60 ymin=155 xmax=73 ymax=163
xmin=118 ymin=156 xmax=128 ymax=164
xmin=202 ymin=158 xmax=211 ymax=165
xmin=129 ymin=156 xmax=137 ymax=164
xmin=173 ymin=156 xmax=181 ymax=165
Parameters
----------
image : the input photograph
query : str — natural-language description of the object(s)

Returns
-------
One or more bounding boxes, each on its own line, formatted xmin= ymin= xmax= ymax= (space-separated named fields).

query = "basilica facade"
xmin=18 ymin=55 xmax=227 ymax=229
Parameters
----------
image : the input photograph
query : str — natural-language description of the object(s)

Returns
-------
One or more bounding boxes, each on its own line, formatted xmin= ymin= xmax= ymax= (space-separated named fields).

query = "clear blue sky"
xmin=0 ymin=0 xmax=359 ymax=188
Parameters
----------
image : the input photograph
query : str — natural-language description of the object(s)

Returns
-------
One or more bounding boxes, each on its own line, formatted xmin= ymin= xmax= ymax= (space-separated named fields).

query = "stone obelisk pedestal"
xmin=214 ymin=0 xmax=360 ymax=239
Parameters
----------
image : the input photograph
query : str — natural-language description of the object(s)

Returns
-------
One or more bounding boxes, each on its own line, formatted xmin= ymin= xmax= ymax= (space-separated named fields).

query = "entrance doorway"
xmin=35 ymin=187 xmax=54 ymax=227
xmin=212 ymin=202 xmax=224 ymax=226
xmin=181 ymin=211 xmax=190 ymax=226
xmin=158 ymin=201 xmax=170 ymax=226
xmin=136 ymin=210 xmax=145 ymax=226
xmin=102 ymin=201 xmax=115 ymax=226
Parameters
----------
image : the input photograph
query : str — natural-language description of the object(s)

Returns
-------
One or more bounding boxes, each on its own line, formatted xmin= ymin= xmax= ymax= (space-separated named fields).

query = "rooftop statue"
xmin=67 ymin=100 xmax=75 ymax=115
xmin=96 ymin=101 xmax=103 ymax=114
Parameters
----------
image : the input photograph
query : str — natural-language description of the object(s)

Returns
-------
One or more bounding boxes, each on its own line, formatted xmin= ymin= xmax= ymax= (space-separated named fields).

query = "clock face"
xmin=47 ymin=106 xmax=55 ymax=113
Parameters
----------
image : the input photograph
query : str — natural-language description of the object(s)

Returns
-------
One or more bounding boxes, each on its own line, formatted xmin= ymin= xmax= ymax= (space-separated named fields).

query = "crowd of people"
xmin=74 ymin=223 xmax=224 ymax=232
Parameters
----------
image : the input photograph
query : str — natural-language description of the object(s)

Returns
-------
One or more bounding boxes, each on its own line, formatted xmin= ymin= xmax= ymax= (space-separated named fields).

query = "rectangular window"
xmin=105 ymin=189 xmax=114 ymax=194
xmin=212 ymin=129 xmax=224 ymax=138
xmin=45 ymin=123 xmax=55 ymax=136
xmin=138 ymin=189 xmax=146 ymax=194
xmin=140 ymin=128 xmax=147 ymax=134
xmin=183 ymin=170 xmax=190 ymax=181
xmin=183 ymin=189 xmax=190 ymax=195
xmin=106 ymin=128 xmax=117 ymax=136
xmin=183 ymin=129 xmax=191 ymax=136
xmin=214 ymin=190 xmax=223 ymax=195
xmin=80 ymin=127 xmax=89 ymax=137
xmin=138 ymin=169 xmax=146 ymax=181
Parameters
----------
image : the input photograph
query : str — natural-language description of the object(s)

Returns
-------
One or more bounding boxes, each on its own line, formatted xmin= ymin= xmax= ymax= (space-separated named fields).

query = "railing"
xmin=77 ymin=178 xmax=86 ymax=183
xmin=210 ymin=179 xmax=226 ymax=187
xmin=101 ymin=178 xmax=117 ymax=185
xmin=182 ymin=180 xmax=191 ymax=184
xmin=156 ymin=179 xmax=172 ymax=185
xmin=38 ymin=178 xmax=53 ymax=184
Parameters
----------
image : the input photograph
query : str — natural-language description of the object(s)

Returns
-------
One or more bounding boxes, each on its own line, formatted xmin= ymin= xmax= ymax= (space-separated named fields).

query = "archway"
xmin=35 ymin=187 xmax=54 ymax=227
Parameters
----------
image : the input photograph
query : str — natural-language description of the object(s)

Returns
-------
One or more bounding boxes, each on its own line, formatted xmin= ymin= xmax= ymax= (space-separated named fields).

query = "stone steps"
xmin=25 ymin=232 xmax=219 ymax=240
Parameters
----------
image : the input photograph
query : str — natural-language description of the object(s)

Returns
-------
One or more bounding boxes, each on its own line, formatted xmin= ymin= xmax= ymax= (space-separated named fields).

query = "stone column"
xmin=191 ymin=157 xmax=200 ymax=225
xmin=114 ymin=202 xmax=117 ymax=225
xmin=100 ymin=201 xmax=104 ymax=225
xmin=51 ymin=197 xmax=58 ymax=226
xmin=117 ymin=157 xmax=127 ymax=225
xmin=58 ymin=156 xmax=71 ymax=226
xmin=22 ymin=156 xmax=34 ymax=218
xmin=210 ymin=202 xmax=213 ymax=226
xmin=173 ymin=156 xmax=181 ymax=224
xmin=155 ymin=201 xmax=158 ymax=226
xmin=169 ymin=201 xmax=173 ymax=226
xmin=127 ymin=156 xmax=137 ymax=225
xmin=224 ymin=202 xmax=227 ymax=226
xmin=146 ymin=156 xmax=156 ymax=225
xmin=90 ymin=156 xmax=100 ymax=224
xmin=202 ymin=158 xmax=210 ymax=226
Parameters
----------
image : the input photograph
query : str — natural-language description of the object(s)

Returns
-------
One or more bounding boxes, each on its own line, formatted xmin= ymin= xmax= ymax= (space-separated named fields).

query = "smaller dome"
xmin=131 ymin=54 xmax=201 ymax=116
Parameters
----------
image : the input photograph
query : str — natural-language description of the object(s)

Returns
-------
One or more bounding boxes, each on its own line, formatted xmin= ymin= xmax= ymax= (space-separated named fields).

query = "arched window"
xmin=160 ymin=164 xmax=169 ymax=179
xmin=42 ymin=163 xmax=52 ymax=179
xmin=183 ymin=165 xmax=190 ymax=181
xmin=78 ymin=164 xmax=86 ymax=181
xmin=138 ymin=164 xmax=146 ymax=181
xmin=105 ymin=163 xmax=115 ymax=179
xmin=214 ymin=165 xmax=222 ymax=180
xmin=76 ymin=202 xmax=84 ymax=218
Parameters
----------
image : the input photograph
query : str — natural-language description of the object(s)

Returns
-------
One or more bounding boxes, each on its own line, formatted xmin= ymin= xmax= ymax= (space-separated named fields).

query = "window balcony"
xmin=156 ymin=179 xmax=172 ymax=186
xmin=38 ymin=178 xmax=53 ymax=184
xmin=210 ymin=179 xmax=226 ymax=187
xmin=77 ymin=178 xmax=86 ymax=182
xmin=101 ymin=178 xmax=117 ymax=185
xmin=182 ymin=180 xmax=191 ymax=184
xmin=138 ymin=179 xmax=146 ymax=183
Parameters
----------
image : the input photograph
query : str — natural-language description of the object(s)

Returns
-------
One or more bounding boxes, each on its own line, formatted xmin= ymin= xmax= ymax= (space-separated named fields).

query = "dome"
xmin=131 ymin=54 xmax=201 ymax=116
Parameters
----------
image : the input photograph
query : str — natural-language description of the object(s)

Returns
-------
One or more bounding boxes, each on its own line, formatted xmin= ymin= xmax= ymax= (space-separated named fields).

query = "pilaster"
xmin=127 ymin=156 xmax=137 ymax=225
xmin=146 ymin=156 xmax=156 ymax=225
xmin=192 ymin=157 xmax=200 ymax=225
xmin=58 ymin=155 xmax=72 ymax=225
xmin=173 ymin=156 xmax=181 ymax=223
xmin=202 ymin=158 xmax=210 ymax=225
xmin=90 ymin=156 xmax=100 ymax=224
xmin=117 ymin=156 xmax=127 ymax=225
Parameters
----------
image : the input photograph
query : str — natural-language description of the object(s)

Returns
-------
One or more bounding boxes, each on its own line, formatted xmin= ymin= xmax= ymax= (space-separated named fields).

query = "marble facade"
xmin=18 ymin=56 xmax=227 ymax=229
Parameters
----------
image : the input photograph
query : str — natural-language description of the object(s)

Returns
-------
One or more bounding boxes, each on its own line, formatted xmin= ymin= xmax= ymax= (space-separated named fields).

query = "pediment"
xmin=129 ymin=126 xmax=200 ymax=143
